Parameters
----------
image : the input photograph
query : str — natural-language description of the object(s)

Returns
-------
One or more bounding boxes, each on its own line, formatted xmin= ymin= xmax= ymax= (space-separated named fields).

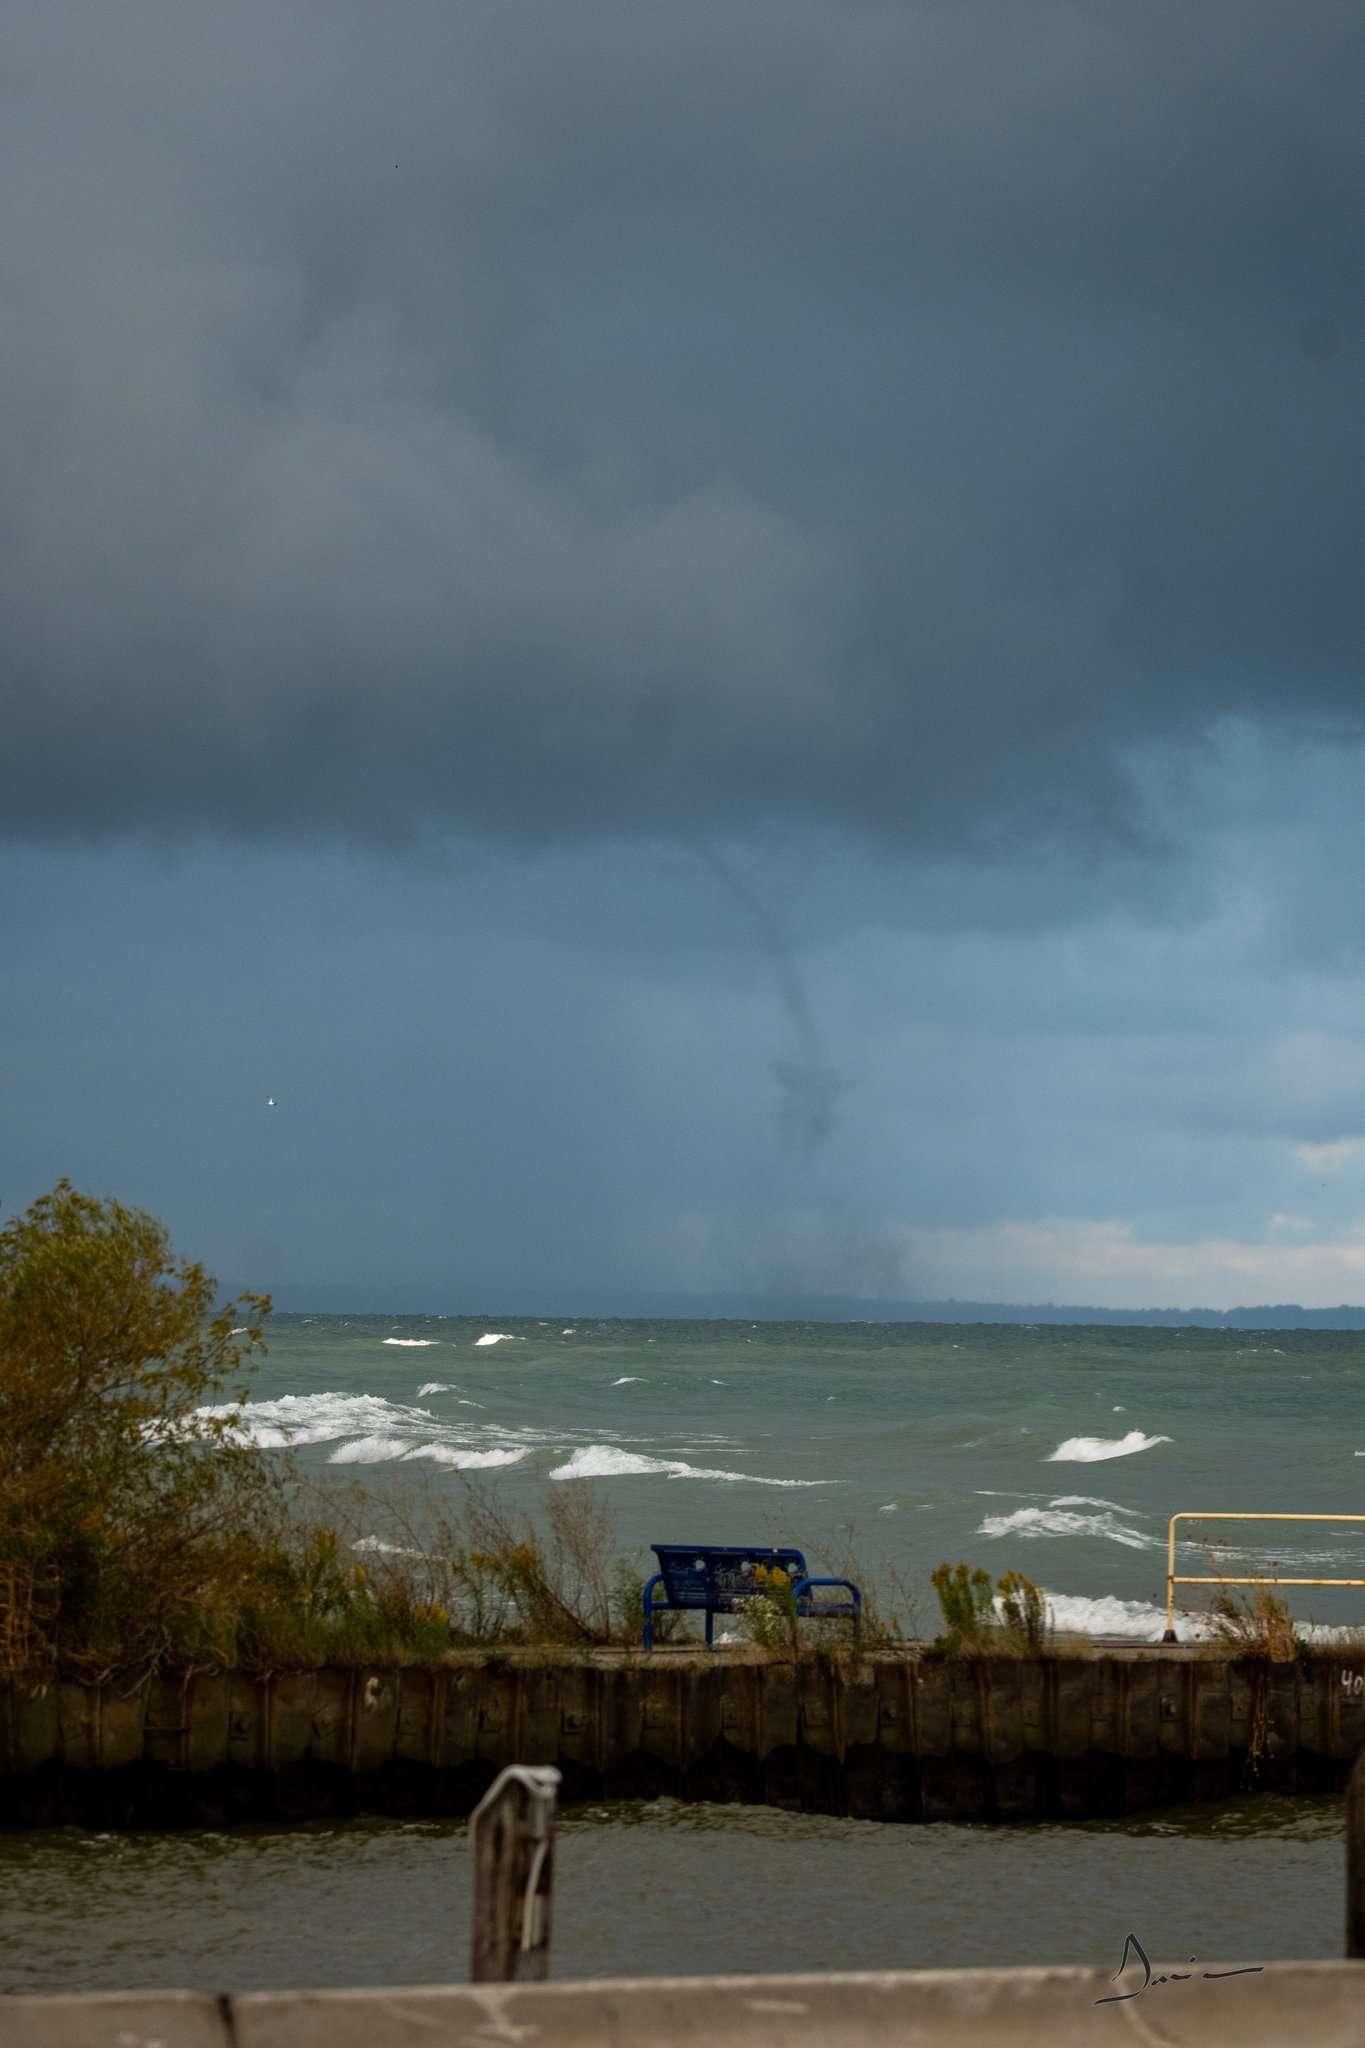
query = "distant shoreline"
xmin=256 ymin=1294 xmax=1365 ymax=1330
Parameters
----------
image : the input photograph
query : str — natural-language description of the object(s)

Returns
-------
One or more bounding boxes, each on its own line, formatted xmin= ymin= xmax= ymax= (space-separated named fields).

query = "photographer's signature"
xmin=1096 ymin=1933 xmax=1264 ymax=2004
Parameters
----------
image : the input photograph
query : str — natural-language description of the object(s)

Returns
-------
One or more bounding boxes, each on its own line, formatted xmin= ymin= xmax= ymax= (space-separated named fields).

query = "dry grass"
xmin=1196 ymin=1542 xmax=1302 ymax=1663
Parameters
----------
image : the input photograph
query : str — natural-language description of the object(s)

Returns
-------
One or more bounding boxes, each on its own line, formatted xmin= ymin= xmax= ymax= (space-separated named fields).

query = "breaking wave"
xmin=977 ymin=1503 xmax=1157 ymax=1551
xmin=1048 ymin=1495 xmax=1142 ymax=1514
xmin=548 ymin=1444 xmax=830 ymax=1486
xmin=416 ymin=1381 xmax=456 ymax=1397
xmin=332 ymin=1442 xmax=528 ymax=1470
xmin=475 ymin=1333 xmax=520 ymax=1347
xmin=197 ymin=1390 xmax=529 ymax=1470
xmin=1046 ymin=1430 xmax=1171 ymax=1462
xmin=1043 ymin=1592 xmax=1361 ymax=1644
xmin=1042 ymin=1592 xmax=1173 ymax=1639
xmin=612 ymin=1376 xmax=644 ymax=1386
xmin=383 ymin=1338 xmax=436 ymax=1347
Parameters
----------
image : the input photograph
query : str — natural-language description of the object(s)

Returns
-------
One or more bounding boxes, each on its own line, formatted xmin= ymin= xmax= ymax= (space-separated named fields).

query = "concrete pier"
xmin=3 ymin=1646 xmax=1363 ymax=1827
xmin=5 ymin=1967 xmax=1365 ymax=2047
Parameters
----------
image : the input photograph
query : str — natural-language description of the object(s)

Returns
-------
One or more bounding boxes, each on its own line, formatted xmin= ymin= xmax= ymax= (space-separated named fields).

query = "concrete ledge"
xmin=6 ymin=1967 xmax=1365 ymax=2047
xmin=0 ymin=1991 xmax=230 ymax=2048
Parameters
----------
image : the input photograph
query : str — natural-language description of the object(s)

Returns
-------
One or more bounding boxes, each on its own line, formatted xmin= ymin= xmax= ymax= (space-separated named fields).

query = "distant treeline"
xmin=262 ymin=1287 xmax=1365 ymax=1330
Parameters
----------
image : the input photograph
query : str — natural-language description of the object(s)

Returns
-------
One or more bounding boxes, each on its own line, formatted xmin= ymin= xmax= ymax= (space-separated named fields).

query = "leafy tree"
xmin=0 ymin=1180 xmax=283 ymax=1676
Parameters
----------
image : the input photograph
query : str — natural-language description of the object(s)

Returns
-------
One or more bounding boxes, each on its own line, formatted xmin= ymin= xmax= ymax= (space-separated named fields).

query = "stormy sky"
xmin=5 ymin=1 xmax=1365 ymax=1310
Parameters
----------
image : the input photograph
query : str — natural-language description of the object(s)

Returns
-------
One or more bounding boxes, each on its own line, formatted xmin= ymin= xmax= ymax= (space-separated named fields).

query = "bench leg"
xmin=642 ymin=1572 xmax=665 ymax=1652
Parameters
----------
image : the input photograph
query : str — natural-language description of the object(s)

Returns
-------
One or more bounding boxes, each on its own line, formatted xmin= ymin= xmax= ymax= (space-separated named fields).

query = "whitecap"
xmin=561 ymin=1328 xmax=576 ymax=1335
xmin=353 ymin=1534 xmax=427 ymax=1558
xmin=612 ymin=1376 xmax=644 ymax=1386
xmin=878 ymin=1502 xmax=899 ymax=1513
xmin=401 ymin=1446 xmax=529 ymax=1470
xmin=548 ymin=1444 xmax=830 ymax=1486
xmin=977 ymin=1505 xmax=1155 ymax=1551
xmin=475 ymin=1332 xmax=521 ymax=1347
xmin=197 ymin=1391 xmax=437 ymax=1449
xmin=416 ymin=1381 xmax=456 ymax=1398
xmin=383 ymin=1338 xmax=437 ymax=1347
xmin=1046 ymin=1430 xmax=1171 ymax=1462
xmin=1049 ymin=1495 xmax=1143 ymax=1514
xmin=329 ymin=1437 xmax=528 ymax=1470
xmin=1042 ymin=1592 xmax=1174 ymax=1639
xmin=1043 ymin=1589 xmax=1347 ymax=1644
xmin=329 ymin=1435 xmax=412 ymax=1464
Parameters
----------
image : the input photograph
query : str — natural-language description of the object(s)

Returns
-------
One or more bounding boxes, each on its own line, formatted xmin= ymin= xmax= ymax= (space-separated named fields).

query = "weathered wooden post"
xmin=470 ymin=1764 xmax=561 ymax=1983
xmin=1348 ymin=1750 xmax=1365 ymax=1958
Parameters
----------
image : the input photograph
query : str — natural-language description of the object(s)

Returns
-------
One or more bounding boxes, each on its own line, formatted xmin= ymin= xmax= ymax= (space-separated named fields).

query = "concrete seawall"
xmin=4 ymin=1647 xmax=1365 ymax=1828
xmin=7 ymin=1967 xmax=1365 ymax=2047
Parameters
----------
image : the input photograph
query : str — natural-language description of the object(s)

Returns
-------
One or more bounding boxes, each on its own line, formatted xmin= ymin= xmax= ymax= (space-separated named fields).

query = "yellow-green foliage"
xmin=997 ymin=1569 xmax=1048 ymax=1650
xmin=734 ymin=1562 xmax=800 ymax=1652
xmin=930 ymin=1561 xmax=995 ymax=1650
xmin=930 ymin=1561 xmax=1050 ymax=1654
xmin=0 ymin=1181 xmax=282 ymax=1678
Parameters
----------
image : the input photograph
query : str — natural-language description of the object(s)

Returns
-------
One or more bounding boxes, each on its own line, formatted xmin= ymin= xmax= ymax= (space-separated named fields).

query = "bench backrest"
xmin=650 ymin=1544 xmax=809 ymax=1612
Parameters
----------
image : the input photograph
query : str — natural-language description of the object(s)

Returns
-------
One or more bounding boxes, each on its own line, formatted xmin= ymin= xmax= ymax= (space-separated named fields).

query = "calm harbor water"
xmin=0 ymin=1797 xmax=1344 ymax=1994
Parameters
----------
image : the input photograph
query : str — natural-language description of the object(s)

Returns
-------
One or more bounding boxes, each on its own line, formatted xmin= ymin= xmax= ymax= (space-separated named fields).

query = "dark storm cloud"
xmin=4 ymin=0 xmax=1364 ymax=851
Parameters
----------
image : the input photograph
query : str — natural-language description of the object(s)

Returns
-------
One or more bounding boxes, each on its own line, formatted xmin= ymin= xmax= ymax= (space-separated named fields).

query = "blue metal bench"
xmin=642 ymin=1543 xmax=861 ymax=1650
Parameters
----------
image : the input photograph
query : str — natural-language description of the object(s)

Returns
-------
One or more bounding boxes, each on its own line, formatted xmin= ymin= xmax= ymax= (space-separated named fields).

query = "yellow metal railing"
xmin=1165 ymin=1512 xmax=1365 ymax=1639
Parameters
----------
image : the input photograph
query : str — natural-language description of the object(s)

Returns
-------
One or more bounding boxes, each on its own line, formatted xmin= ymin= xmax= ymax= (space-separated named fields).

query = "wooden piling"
xmin=469 ymin=1764 xmax=560 ymax=1983
xmin=1347 ymin=1750 xmax=1365 ymax=1958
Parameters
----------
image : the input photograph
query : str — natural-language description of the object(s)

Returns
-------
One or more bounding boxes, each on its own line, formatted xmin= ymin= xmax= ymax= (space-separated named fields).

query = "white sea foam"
xmin=612 ymin=1376 xmax=644 ymax=1386
xmin=416 ymin=1381 xmax=456 ymax=1397
xmin=383 ymin=1338 xmax=437 ymax=1347
xmin=399 ymin=1445 xmax=528 ymax=1470
xmin=330 ymin=1437 xmax=528 ymax=1470
xmin=548 ymin=1444 xmax=830 ymax=1486
xmin=353 ymin=1535 xmax=427 ymax=1558
xmin=328 ymin=1435 xmax=413 ymax=1463
xmin=1046 ymin=1430 xmax=1171 ymax=1462
xmin=1042 ymin=1592 xmax=1173 ymax=1639
xmin=197 ymin=1392 xmax=435 ymax=1448
xmin=977 ymin=1505 xmax=1156 ymax=1551
xmin=1036 ymin=1591 xmax=1351 ymax=1643
xmin=1048 ymin=1495 xmax=1142 ymax=1514
xmin=878 ymin=1502 xmax=899 ymax=1513
xmin=475 ymin=1332 xmax=520 ymax=1347
xmin=200 ymin=1389 xmax=523 ymax=1473
xmin=561 ymin=1328 xmax=576 ymax=1335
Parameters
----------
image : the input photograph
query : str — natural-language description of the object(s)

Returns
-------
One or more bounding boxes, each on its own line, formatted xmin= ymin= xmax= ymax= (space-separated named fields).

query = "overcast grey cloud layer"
xmin=8 ymin=4 xmax=1365 ymax=1313
xmin=4 ymin=0 xmax=1365 ymax=852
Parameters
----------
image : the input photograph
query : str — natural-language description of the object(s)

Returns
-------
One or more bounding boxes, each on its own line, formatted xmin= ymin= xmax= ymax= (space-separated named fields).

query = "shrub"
xmin=0 ymin=1181 xmax=282 ymax=1678
xmin=734 ymin=1563 xmax=800 ymax=1653
xmin=930 ymin=1561 xmax=1050 ymax=1655
xmin=1203 ymin=1560 xmax=1301 ymax=1663
xmin=997 ymin=1569 xmax=1049 ymax=1651
xmin=930 ymin=1561 xmax=996 ymax=1652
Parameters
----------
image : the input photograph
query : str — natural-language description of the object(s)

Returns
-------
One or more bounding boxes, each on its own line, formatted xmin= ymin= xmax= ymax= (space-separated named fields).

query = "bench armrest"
xmin=792 ymin=1576 xmax=862 ymax=1619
